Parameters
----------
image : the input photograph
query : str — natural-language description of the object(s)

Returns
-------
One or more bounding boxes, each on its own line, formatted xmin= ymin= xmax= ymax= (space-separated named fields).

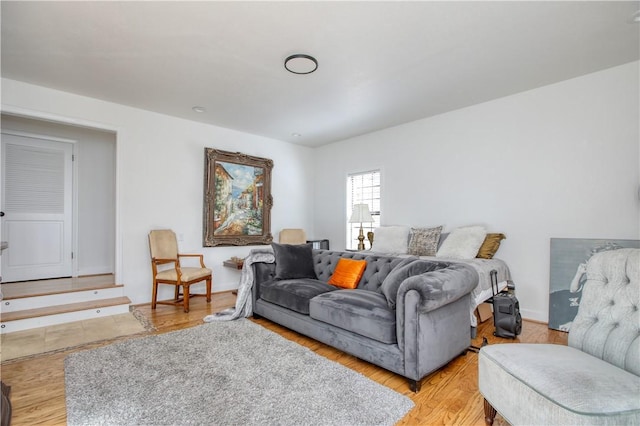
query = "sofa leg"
xmin=253 ymin=313 xmax=262 ymax=320
xmin=483 ymin=398 xmax=497 ymax=425
xmin=408 ymin=379 xmax=421 ymax=393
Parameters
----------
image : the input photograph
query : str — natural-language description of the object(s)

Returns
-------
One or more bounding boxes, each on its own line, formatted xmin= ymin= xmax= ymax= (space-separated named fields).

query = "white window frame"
xmin=346 ymin=170 xmax=380 ymax=250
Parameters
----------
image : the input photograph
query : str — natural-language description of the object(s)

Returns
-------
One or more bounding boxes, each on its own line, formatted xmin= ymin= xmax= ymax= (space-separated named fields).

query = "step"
xmin=0 ymin=285 xmax=125 ymax=313
xmin=0 ymin=297 xmax=131 ymax=334
xmin=0 ymin=274 xmax=116 ymax=299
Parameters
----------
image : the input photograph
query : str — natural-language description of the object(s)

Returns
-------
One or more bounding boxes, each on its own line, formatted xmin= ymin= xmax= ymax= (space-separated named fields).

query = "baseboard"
xmin=519 ymin=308 xmax=547 ymax=324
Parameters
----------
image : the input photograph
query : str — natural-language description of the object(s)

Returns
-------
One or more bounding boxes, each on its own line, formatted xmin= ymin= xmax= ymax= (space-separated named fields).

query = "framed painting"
xmin=548 ymin=238 xmax=640 ymax=332
xmin=203 ymin=148 xmax=273 ymax=247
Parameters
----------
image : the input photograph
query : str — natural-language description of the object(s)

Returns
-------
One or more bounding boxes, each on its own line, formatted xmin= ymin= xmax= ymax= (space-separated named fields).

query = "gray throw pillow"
xmin=380 ymin=260 xmax=448 ymax=309
xmin=272 ymin=242 xmax=317 ymax=280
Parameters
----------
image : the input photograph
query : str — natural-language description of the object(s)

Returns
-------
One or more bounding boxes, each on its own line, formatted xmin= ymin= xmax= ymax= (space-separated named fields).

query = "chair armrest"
xmin=178 ymin=253 xmax=206 ymax=268
xmin=152 ymin=258 xmax=177 ymax=264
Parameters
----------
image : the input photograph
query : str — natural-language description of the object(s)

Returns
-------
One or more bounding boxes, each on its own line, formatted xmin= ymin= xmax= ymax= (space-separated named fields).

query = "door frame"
xmin=1 ymin=106 xmax=121 ymax=284
xmin=1 ymin=129 xmax=79 ymax=278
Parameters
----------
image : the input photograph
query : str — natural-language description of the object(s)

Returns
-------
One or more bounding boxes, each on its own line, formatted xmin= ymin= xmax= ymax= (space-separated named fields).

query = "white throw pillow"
xmin=436 ymin=226 xmax=487 ymax=259
xmin=371 ymin=226 xmax=410 ymax=254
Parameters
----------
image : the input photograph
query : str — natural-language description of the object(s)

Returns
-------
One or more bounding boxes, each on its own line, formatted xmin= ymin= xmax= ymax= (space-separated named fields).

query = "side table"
xmin=222 ymin=259 xmax=244 ymax=270
xmin=222 ymin=259 xmax=244 ymax=295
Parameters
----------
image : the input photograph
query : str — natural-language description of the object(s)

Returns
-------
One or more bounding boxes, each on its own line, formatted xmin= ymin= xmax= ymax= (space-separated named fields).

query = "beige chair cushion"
xmin=279 ymin=229 xmax=306 ymax=244
xmin=156 ymin=267 xmax=212 ymax=282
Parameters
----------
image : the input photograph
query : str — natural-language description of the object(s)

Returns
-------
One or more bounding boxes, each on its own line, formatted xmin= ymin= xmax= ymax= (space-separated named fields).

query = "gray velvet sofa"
xmin=251 ymin=248 xmax=479 ymax=391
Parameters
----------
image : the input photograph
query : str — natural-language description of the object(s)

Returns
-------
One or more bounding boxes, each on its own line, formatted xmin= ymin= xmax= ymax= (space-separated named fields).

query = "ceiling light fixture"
xmin=192 ymin=106 xmax=206 ymax=113
xmin=284 ymin=54 xmax=318 ymax=75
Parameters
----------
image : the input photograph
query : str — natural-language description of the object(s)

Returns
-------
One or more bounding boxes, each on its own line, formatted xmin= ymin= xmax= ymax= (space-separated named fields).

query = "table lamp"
xmin=349 ymin=204 xmax=374 ymax=250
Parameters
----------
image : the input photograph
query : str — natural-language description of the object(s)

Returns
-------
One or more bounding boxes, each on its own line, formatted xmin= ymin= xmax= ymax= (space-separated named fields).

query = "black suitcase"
xmin=489 ymin=270 xmax=522 ymax=339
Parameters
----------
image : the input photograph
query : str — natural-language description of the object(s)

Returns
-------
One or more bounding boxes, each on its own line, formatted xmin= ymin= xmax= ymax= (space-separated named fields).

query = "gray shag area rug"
xmin=64 ymin=319 xmax=414 ymax=426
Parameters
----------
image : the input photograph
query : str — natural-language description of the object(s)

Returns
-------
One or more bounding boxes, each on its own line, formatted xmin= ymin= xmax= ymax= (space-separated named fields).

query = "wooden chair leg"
xmin=183 ymin=284 xmax=190 ymax=313
xmin=174 ymin=285 xmax=180 ymax=301
xmin=206 ymin=276 xmax=212 ymax=303
xmin=484 ymin=398 xmax=497 ymax=426
xmin=151 ymin=280 xmax=158 ymax=309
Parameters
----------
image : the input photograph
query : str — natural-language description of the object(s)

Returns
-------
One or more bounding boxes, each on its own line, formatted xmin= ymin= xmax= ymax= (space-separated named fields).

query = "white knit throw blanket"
xmin=203 ymin=248 xmax=275 ymax=322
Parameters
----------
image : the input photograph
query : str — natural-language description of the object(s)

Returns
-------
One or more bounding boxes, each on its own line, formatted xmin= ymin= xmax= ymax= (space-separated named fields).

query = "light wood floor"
xmin=0 ymin=294 xmax=567 ymax=425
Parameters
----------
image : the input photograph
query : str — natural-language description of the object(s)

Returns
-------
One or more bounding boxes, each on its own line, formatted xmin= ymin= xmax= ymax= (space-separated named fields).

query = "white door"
xmin=1 ymin=132 xmax=74 ymax=282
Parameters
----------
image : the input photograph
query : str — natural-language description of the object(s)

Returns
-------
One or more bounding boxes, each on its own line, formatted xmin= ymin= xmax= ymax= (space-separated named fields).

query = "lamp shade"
xmin=349 ymin=204 xmax=374 ymax=224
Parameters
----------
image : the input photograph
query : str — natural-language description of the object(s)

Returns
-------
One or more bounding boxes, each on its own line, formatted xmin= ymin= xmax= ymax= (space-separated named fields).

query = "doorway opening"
xmin=1 ymin=114 xmax=116 ymax=284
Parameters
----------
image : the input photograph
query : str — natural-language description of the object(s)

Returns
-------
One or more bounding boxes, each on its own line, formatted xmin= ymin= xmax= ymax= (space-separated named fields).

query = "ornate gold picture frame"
xmin=203 ymin=148 xmax=273 ymax=247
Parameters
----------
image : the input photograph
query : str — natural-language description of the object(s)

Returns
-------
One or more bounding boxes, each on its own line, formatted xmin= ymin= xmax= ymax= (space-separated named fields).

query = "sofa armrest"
xmin=396 ymin=263 xmax=478 ymax=314
xmin=395 ymin=263 xmax=478 ymax=381
xmin=251 ymin=262 xmax=276 ymax=303
xmin=252 ymin=262 xmax=276 ymax=285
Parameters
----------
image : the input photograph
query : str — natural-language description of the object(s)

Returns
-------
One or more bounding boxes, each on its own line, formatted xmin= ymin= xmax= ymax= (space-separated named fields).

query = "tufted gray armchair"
xmin=478 ymin=248 xmax=640 ymax=425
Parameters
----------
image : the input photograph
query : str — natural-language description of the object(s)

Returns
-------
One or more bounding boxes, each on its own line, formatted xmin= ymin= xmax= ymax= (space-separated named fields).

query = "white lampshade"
xmin=349 ymin=204 xmax=373 ymax=224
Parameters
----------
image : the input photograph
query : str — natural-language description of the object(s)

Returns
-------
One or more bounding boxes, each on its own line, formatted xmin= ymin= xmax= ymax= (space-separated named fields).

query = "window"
xmin=346 ymin=170 xmax=380 ymax=250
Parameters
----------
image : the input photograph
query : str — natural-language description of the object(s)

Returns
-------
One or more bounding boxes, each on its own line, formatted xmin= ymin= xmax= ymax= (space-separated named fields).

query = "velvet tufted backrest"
xmin=568 ymin=248 xmax=640 ymax=376
xmin=313 ymin=250 xmax=416 ymax=292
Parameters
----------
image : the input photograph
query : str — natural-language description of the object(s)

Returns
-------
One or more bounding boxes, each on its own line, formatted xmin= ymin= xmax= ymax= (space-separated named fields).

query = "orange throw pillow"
xmin=328 ymin=258 xmax=367 ymax=289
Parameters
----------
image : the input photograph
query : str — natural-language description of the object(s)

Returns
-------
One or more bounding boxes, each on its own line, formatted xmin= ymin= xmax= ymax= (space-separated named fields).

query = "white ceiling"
xmin=2 ymin=1 xmax=639 ymax=147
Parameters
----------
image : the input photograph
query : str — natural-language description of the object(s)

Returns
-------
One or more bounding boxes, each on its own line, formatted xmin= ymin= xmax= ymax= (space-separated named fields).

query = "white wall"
xmin=3 ymin=61 xmax=638 ymax=321
xmin=313 ymin=61 xmax=640 ymax=322
xmin=1 ymin=115 xmax=116 ymax=276
xmin=1 ymin=78 xmax=316 ymax=304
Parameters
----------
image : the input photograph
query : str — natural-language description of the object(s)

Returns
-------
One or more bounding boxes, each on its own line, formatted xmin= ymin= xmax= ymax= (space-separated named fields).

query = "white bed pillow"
xmin=371 ymin=226 xmax=410 ymax=254
xmin=436 ymin=226 xmax=487 ymax=259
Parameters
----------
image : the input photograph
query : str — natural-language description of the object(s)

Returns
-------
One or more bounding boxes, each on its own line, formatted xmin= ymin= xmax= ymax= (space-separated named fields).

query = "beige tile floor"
xmin=0 ymin=312 xmax=147 ymax=362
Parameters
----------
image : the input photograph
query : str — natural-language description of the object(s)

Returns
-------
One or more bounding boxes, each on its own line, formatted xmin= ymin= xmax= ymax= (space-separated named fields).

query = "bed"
xmin=369 ymin=225 xmax=512 ymax=328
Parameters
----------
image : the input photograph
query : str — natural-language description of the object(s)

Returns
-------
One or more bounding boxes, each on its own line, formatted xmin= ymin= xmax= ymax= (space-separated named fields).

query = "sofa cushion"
xmin=260 ymin=278 xmax=336 ymax=314
xmin=328 ymin=258 xmax=367 ymax=289
xmin=309 ymin=290 xmax=397 ymax=344
xmin=380 ymin=260 xmax=450 ymax=309
xmin=272 ymin=243 xmax=317 ymax=280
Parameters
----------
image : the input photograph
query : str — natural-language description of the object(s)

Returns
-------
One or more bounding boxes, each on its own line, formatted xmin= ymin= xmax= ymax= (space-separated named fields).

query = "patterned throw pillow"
xmin=407 ymin=226 xmax=443 ymax=256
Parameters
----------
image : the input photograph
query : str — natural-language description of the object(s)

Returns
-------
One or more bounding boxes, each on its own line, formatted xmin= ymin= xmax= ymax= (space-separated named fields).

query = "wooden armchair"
xmin=148 ymin=230 xmax=212 ymax=313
